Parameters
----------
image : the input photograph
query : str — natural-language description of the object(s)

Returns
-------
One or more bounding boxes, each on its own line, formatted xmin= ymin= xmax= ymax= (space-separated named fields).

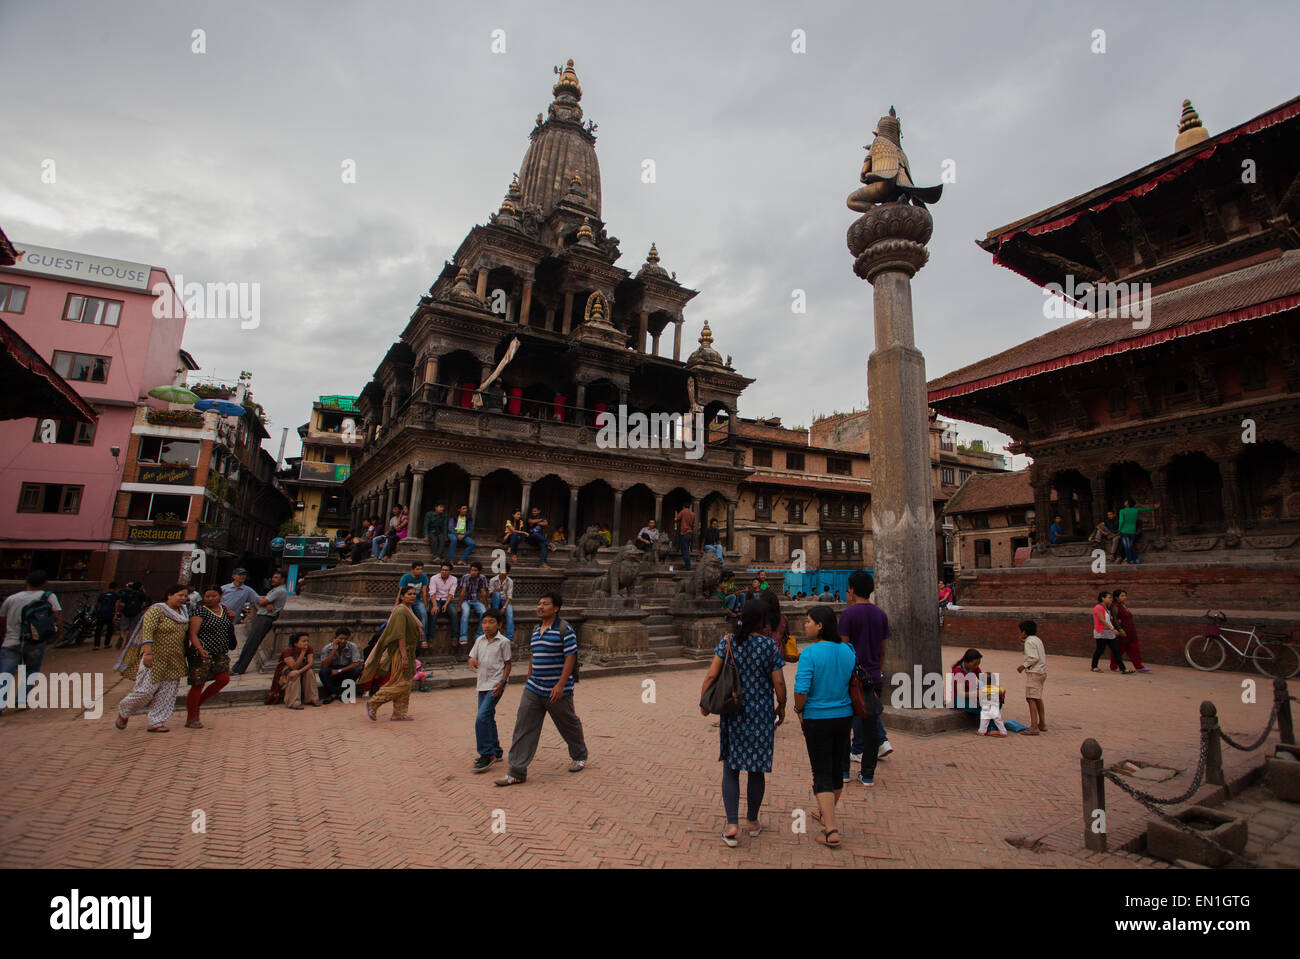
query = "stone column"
xmin=654 ymin=492 xmax=664 ymax=530
xmin=398 ymin=475 xmax=410 ymax=509
xmin=475 ymin=269 xmax=488 ymax=301
xmin=423 ymin=357 xmax=438 ymax=402
xmin=1150 ymin=466 xmax=1170 ymax=538
xmin=1218 ymin=458 xmax=1243 ymax=538
xmin=726 ymin=500 xmax=736 ymax=551
xmin=638 ymin=311 xmax=649 ymax=353
xmin=847 ymin=194 xmax=940 ymax=684
xmin=1032 ymin=480 xmax=1052 ymax=549
xmin=568 ymin=487 xmax=579 ymax=543
xmin=520 ymin=480 xmax=532 ymax=514
xmin=575 ymin=382 xmax=587 ymax=413
xmin=545 ymin=307 xmax=555 ymax=330
xmin=468 ymin=475 xmax=482 ymax=523
xmin=651 ymin=330 xmax=661 ymax=356
xmin=612 ymin=488 xmax=624 ymax=545
xmin=562 ymin=291 xmax=574 ymax=334
xmin=383 ymin=484 xmax=395 ymax=519
xmin=1090 ymin=475 xmax=1106 ymax=530
xmin=409 ymin=472 xmax=425 ymax=532
xmin=520 ymin=280 xmax=533 ymax=326
xmin=673 ymin=318 xmax=683 ymax=361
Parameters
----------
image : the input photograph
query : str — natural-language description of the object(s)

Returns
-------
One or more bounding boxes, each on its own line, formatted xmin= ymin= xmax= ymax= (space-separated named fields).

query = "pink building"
xmin=0 ymin=242 xmax=194 ymax=588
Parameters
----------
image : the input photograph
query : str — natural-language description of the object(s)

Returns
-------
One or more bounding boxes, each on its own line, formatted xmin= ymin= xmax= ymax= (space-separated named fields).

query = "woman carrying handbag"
xmin=793 ymin=605 xmax=857 ymax=848
xmin=699 ymin=598 xmax=786 ymax=847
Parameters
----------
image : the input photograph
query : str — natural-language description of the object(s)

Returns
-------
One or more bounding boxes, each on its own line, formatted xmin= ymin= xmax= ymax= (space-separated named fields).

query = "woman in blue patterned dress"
xmin=700 ymin=598 xmax=787 ymax=847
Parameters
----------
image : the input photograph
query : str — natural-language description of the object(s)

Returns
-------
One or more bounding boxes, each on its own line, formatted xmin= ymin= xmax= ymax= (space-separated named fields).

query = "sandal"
xmin=114 ymin=715 xmax=128 ymax=730
xmin=390 ymin=715 xmax=414 ymax=722
xmin=185 ymin=720 xmax=204 ymax=729
xmin=146 ymin=725 xmax=170 ymax=733
xmin=289 ymin=705 xmax=304 ymax=710
xmin=816 ymin=829 xmax=841 ymax=848
xmin=366 ymin=704 xmax=378 ymax=722
xmin=1018 ymin=728 xmax=1039 ymax=735
xmin=721 ymin=829 xmax=739 ymax=848
xmin=747 ymin=821 xmax=762 ymax=838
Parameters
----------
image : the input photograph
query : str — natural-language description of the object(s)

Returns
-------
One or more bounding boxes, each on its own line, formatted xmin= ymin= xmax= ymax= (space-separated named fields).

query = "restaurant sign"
xmin=126 ymin=525 xmax=187 ymax=543
xmin=138 ymin=465 xmax=196 ymax=485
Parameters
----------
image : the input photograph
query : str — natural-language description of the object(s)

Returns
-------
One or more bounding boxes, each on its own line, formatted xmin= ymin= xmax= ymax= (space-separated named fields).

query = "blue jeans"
xmin=724 ymin=593 xmax=744 ymax=612
xmin=432 ymin=598 xmax=458 ymax=636
xmin=452 ymin=534 xmax=475 ymax=563
xmin=528 ymin=531 xmax=549 ymax=564
xmin=1121 ymin=534 xmax=1138 ymax=563
xmin=0 ymin=640 xmax=47 ymax=707
xmin=705 ymin=544 xmax=723 ymax=561
xmin=506 ymin=532 xmax=524 ymax=554
xmin=490 ymin=594 xmax=515 ymax=639
xmin=371 ymin=536 xmax=386 ymax=558
xmin=459 ymin=600 xmax=486 ymax=643
xmin=476 ymin=689 xmax=504 ymax=757
xmin=678 ymin=532 xmax=693 ymax=569
xmin=411 ymin=600 xmax=429 ymax=637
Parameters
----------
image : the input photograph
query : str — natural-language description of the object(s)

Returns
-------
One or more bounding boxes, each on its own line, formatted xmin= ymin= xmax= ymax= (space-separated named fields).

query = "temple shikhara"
xmin=930 ymin=96 xmax=1300 ymax=661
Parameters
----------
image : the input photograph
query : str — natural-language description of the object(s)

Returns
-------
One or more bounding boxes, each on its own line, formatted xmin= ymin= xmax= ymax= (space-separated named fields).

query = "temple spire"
xmin=553 ymin=58 xmax=582 ymax=100
xmin=1175 ymin=99 xmax=1209 ymax=152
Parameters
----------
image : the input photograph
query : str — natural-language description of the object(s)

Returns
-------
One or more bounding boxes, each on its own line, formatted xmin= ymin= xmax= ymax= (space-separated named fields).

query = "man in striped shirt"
xmin=495 ymin=592 xmax=588 ymax=786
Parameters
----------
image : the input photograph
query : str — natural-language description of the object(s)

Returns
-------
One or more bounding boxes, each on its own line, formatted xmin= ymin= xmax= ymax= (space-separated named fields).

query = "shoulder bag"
xmin=700 ymin=635 xmax=743 ymax=715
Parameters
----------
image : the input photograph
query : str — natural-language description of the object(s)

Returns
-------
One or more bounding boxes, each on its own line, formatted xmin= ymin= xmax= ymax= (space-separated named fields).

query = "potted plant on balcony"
xmin=192 ymin=383 xmax=236 ymax=399
xmin=153 ymin=511 xmax=185 ymax=525
xmin=147 ymin=408 xmax=204 ymax=427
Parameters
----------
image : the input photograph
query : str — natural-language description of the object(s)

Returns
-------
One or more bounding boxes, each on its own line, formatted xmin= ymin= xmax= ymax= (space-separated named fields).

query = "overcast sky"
xmin=3 ymin=0 xmax=1297 ymax=462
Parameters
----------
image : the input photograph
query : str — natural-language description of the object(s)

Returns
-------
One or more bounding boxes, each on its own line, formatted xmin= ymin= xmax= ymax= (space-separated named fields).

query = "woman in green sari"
xmin=362 ymin=585 xmax=422 ymax=722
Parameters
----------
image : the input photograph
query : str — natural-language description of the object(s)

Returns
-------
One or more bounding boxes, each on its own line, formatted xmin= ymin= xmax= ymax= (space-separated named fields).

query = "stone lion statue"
xmin=574 ymin=524 xmax=605 ymax=565
xmin=609 ymin=541 xmax=643 ymax=596
xmin=677 ymin=548 xmax=723 ymax=598
xmin=648 ymin=535 xmax=675 ymax=568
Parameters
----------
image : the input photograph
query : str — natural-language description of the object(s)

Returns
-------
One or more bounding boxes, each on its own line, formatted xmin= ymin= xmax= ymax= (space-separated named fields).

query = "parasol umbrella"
xmin=148 ymin=385 xmax=200 ymax=404
xmin=206 ymin=399 xmax=247 ymax=417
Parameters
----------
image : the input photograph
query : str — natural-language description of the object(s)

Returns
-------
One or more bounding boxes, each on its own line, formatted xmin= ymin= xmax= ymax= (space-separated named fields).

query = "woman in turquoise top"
xmin=793 ymin=605 xmax=857 ymax=848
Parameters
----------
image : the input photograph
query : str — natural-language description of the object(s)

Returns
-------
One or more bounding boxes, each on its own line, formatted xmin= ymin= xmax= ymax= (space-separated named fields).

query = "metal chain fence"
xmin=1220 ymin=704 xmax=1278 ymax=751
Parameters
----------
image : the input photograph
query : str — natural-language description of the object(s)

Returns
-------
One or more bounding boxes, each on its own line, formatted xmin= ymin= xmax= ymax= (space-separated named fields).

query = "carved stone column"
xmin=467 ymin=475 xmax=482 ymax=523
xmin=726 ymin=500 xmax=737 ymax=551
xmin=519 ymin=280 xmax=533 ymax=326
xmin=651 ymin=330 xmax=661 ymax=356
xmin=612 ymin=488 xmax=624 ymax=545
xmin=848 ymin=196 xmax=940 ymax=681
xmin=475 ymin=269 xmax=488 ymax=301
xmin=1090 ymin=475 xmax=1107 ymax=530
xmin=672 ymin=318 xmax=683 ymax=361
xmin=398 ymin=475 xmax=410 ymax=509
xmin=409 ymin=472 xmax=425 ymax=531
xmin=567 ymin=487 xmax=579 ymax=543
xmin=562 ymin=291 xmax=574 ymax=335
xmin=1033 ymin=480 xmax=1053 ymax=547
xmin=520 ymin=481 xmax=532 ymax=514
xmin=1149 ymin=466 xmax=1170 ymax=539
xmin=654 ymin=492 xmax=665 ymax=530
xmin=1219 ymin=458 xmax=1243 ymax=542
xmin=638 ymin=310 xmax=649 ymax=353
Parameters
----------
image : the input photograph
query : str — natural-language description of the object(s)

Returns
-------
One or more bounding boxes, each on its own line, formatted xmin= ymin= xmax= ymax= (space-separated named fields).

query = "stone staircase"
xmin=642 ymin=602 xmax=683 ymax=658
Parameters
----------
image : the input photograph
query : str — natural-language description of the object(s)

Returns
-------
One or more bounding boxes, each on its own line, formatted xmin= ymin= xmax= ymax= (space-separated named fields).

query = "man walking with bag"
xmin=495 ymin=592 xmax=588 ymax=786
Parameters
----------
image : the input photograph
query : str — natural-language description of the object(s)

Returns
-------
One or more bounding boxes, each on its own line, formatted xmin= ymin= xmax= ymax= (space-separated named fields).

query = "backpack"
xmin=96 ymin=590 xmax=118 ymax=619
xmin=20 ymin=592 xmax=58 ymax=644
xmin=556 ymin=618 xmax=579 ymax=684
xmin=122 ymin=589 xmax=145 ymax=618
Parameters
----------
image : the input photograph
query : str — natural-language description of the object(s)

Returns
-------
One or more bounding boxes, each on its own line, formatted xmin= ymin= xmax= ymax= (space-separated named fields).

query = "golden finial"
xmin=590 ymin=292 xmax=605 ymax=319
xmin=569 ymin=173 xmax=583 ymax=190
xmin=553 ymin=58 xmax=582 ymax=99
xmin=699 ymin=319 xmax=714 ymax=349
xmin=1175 ymin=99 xmax=1210 ymax=151
xmin=647 ymin=243 xmax=660 ymax=263
xmin=576 ymin=216 xmax=594 ymax=241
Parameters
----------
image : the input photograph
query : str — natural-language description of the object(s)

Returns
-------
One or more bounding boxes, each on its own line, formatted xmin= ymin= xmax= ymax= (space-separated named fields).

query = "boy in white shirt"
xmin=1016 ymin=619 xmax=1047 ymax=735
xmin=468 ymin=610 xmax=512 ymax=772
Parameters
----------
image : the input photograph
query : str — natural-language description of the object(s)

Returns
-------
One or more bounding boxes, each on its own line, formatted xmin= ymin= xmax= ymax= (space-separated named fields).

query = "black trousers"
xmin=321 ymin=663 xmax=363 ymax=698
xmin=93 ymin=617 xmax=114 ymax=647
xmin=1091 ymin=635 xmax=1126 ymax=670
xmin=803 ymin=715 xmax=853 ymax=794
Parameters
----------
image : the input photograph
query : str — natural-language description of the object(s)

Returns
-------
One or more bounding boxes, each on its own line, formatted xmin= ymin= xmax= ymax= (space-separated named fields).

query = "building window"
xmin=32 ymin=418 xmax=95 ymax=446
xmin=822 ymin=502 xmax=831 ymax=518
xmin=786 ymin=452 xmax=805 ymax=471
xmin=958 ymin=470 xmax=972 ymax=484
xmin=824 ymin=538 xmax=833 ymax=554
xmin=940 ymin=432 xmax=954 ymax=452
xmin=127 ymin=492 xmax=191 ymax=523
xmin=839 ymin=503 xmax=848 ymax=518
xmin=941 ymin=467 xmax=955 ymax=485
xmin=752 ymin=448 xmax=772 ymax=467
xmin=754 ymin=535 xmax=771 ymax=562
xmin=52 ymin=351 xmax=110 ymax=383
xmin=851 ymin=539 xmax=861 ymax=556
xmin=138 ymin=437 xmax=201 ymax=467
xmin=851 ymin=503 xmax=861 ymax=519
xmin=64 ymin=294 xmax=122 ymax=327
xmin=1240 ymin=356 xmax=1266 ymax=392
xmin=1108 ymin=386 xmax=1128 ymax=418
xmin=0 ymin=549 xmax=91 ymax=581
xmin=837 ymin=538 xmax=848 ymax=556
xmin=18 ymin=483 xmax=83 ymax=514
xmin=974 ymin=538 xmax=992 ymax=568
xmin=974 ymin=514 xmax=990 ymax=530
xmin=789 ymin=534 xmax=803 ymax=558
xmin=754 ymin=494 xmax=770 ymax=520
xmin=787 ymin=501 xmax=803 ymax=523
xmin=1007 ymin=509 xmax=1028 ymax=526
xmin=0 ymin=283 xmax=29 ymax=313
xmin=826 ymin=457 xmax=851 ymax=476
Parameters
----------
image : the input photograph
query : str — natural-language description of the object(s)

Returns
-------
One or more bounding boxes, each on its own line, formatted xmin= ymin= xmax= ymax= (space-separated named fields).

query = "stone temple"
xmin=291 ymin=60 xmax=754 ymax=661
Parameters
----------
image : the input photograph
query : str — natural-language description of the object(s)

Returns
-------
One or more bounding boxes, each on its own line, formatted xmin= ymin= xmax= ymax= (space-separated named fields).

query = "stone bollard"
xmin=1201 ymin=701 xmax=1224 ymax=787
xmin=1081 ymin=738 xmax=1107 ymax=852
xmin=1277 ymin=679 xmax=1295 ymax=746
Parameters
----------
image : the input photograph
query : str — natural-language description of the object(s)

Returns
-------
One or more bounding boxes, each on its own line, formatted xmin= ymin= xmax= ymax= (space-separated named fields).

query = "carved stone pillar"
xmin=1219 ymin=458 xmax=1243 ymax=539
xmin=575 ymin=382 xmax=587 ymax=412
xmin=520 ymin=481 xmax=532 ymax=515
xmin=638 ymin=310 xmax=649 ymax=353
xmin=383 ymin=484 xmax=395 ymax=519
xmin=1090 ymin=475 xmax=1107 ymax=531
xmin=654 ymin=492 xmax=665 ymax=529
xmin=651 ymin=330 xmax=661 ymax=355
xmin=467 ymin=476 xmax=482 ymax=525
xmin=398 ymin=475 xmax=410 ymax=509
xmin=567 ymin=487 xmax=579 ymax=543
xmin=475 ymin=268 xmax=488 ymax=301
xmin=1149 ymin=466 xmax=1170 ymax=538
xmin=612 ymin=488 xmax=624 ymax=545
xmin=562 ymin=291 xmax=574 ymax=334
xmin=1033 ymin=480 xmax=1053 ymax=549
xmin=726 ymin=500 xmax=737 ymax=551
xmin=672 ymin=318 xmax=683 ymax=361
xmin=519 ymin=280 xmax=533 ymax=326
xmin=409 ymin=472 xmax=425 ymax=532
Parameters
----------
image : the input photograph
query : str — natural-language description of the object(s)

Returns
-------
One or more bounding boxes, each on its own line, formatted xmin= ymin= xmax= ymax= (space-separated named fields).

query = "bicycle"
xmin=1184 ymin=609 xmax=1300 ymax=679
